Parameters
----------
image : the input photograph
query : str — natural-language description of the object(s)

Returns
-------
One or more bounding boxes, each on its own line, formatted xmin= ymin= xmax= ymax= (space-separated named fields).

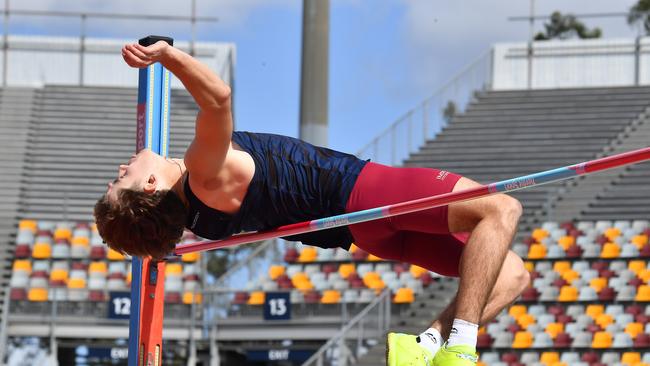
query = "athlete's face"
xmin=106 ymin=149 xmax=162 ymax=201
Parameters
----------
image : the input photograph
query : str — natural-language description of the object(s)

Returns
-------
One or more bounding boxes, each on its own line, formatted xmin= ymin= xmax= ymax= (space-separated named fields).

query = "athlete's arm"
xmin=122 ymin=41 xmax=232 ymax=180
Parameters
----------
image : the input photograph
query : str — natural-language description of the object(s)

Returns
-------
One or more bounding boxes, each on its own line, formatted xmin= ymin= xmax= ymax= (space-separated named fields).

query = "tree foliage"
xmin=535 ymin=11 xmax=602 ymax=41
xmin=628 ymin=0 xmax=650 ymax=35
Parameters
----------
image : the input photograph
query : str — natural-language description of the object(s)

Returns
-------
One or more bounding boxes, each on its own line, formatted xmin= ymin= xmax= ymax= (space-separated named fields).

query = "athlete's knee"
xmin=489 ymin=194 xmax=522 ymax=230
xmin=508 ymin=253 xmax=530 ymax=298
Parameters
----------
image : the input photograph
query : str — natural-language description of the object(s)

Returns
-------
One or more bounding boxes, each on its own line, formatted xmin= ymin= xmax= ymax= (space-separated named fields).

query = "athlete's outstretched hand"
xmin=122 ymin=41 xmax=170 ymax=68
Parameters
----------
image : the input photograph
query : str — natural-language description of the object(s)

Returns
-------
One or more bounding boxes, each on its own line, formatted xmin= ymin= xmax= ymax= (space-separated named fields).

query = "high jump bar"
xmin=174 ymin=146 xmax=650 ymax=255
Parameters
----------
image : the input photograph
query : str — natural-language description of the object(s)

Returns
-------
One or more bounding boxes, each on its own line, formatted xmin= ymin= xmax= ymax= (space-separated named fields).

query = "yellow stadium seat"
xmin=539 ymin=352 xmax=559 ymax=364
xmin=393 ymin=288 xmax=415 ymax=304
xmin=182 ymin=291 xmax=202 ymax=304
xmin=367 ymin=254 xmax=382 ymax=261
xmin=50 ymin=269 xmax=68 ymax=282
xmin=632 ymin=235 xmax=649 ymax=249
xmin=477 ymin=362 xmax=486 ymax=366
xmin=28 ymin=288 xmax=48 ymax=302
xmin=410 ymin=265 xmax=427 ymax=278
xmin=532 ymin=228 xmax=549 ymax=242
xmin=604 ymin=227 xmax=621 ymax=241
xmin=294 ymin=281 xmax=314 ymax=291
xmin=12 ymin=260 xmax=32 ymax=273
xmin=338 ymin=264 xmax=355 ymax=279
xmin=362 ymin=272 xmax=380 ymax=287
xmin=527 ymin=244 xmax=547 ymax=259
xmin=53 ymin=227 xmax=72 ymax=241
xmin=509 ymin=305 xmax=527 ymax=318
xmin=561 ymin=269 xmax=579 ymax=283
xmin=165 ymin=263 xmax=183 ymax=276
xmin=553 ymin=261 xmax=571 ymax=274
xmin=349 ymin=243 xmax=358 ymax=253
xmin=638 ymin=269 xmax=650 ymax=283
xmin=297 ymin=247 xmax=317 ymax=262
xmin=18 ymin=220 xmax=37 ymax=232
xmin=589 ymin=277 xmax=608 ymax=293
xmin=107 ymin=248 xmax=125 ymax=261
xmin=517 ymin=313 xmax=536 ymax=330
xmin=68 ymin=278 xmax=86 ymax=289
xmin=558 ymin=236 xmax=575 ymax=250
xmin=625 ymin=322 xmax=644 ymax=339
xmin=592 ymin=331 xmax=613 ymax=348
xmin=621 ymin=352 xmax=641 ymax=365
xmin=181 ymin=252 xmax=200 ymax=262
xmin=524 ymin=261 xmax=534 ymax=272
xmin=636 ymin=285 xmax=650 ymax=301
xmin=269 ymin=265 xmax=286 ymax=280
xmin=596 ymin=313 xmax=614 ymax=329
xmin=321 ymin=290 xmax=341 ymax=304
xmin=32 ymin=243 xmax=51 ymax=259
xmin=629 ymin=260 xmax=647 ymax=274
xmin=601 ymin=242 xmax=621 ymax=258
xmin=88 ymin=261 xmax=107 ymax=274
xmin=558 ymin=286 xmax=578 ymax=302
xmin=248 ymin=291 xmax=265 ymax=305
xmin=71 ymin=236 xmax=89 ymax=247
xmin=292 ymin=272 xmax=309 ymax=283
xmin=512 ymin=331 xmax=533 ymax=348
xmin=586 ymin=304 xmax=604 ymax=319
xmin=545 ymin=322 xmax=564 ymax=339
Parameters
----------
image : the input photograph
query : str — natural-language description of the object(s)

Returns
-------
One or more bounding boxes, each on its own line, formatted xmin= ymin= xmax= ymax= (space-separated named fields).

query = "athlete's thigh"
xmin=400 ymin=231 xmax=467 ymax=277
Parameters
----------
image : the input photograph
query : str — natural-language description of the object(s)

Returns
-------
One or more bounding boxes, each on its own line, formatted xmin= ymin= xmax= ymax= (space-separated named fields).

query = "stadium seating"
xmin=9 ymin=220 xmax=202 ymax=316
xmin=478 ymin=219 xmax=650 ymax=365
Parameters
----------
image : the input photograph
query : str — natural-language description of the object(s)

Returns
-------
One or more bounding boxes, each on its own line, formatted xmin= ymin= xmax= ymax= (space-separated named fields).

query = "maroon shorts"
xmin=345 ymin=162 xmax=469 ymax=277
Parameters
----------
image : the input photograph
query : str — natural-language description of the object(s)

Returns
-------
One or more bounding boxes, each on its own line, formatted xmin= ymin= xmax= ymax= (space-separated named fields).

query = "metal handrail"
xmin=302 ymin=289 xmax=391 ymax=366
xmin=0 ymin=286 xmax=12 ymax=363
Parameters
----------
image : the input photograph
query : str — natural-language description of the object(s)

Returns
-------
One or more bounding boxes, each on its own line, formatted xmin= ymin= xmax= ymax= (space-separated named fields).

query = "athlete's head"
xmin=93 ymin=149 xmax=187 ymax=260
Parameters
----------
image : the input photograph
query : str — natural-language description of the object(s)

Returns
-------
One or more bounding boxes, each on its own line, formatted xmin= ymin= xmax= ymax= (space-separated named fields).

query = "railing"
xmin=356 ymin=49 xmax=493 ymax=165
xmin=301 ymin=289 xmax=391 ymax=366
xmin=0 ymin=286 xmax=11 ymax=363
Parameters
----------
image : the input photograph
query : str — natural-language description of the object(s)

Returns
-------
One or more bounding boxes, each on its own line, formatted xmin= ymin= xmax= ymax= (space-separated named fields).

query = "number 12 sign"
xmin=108 ymin=291 xmax=132 ymax=320
xmin=264 ymin=292 xmax=291 ymax=321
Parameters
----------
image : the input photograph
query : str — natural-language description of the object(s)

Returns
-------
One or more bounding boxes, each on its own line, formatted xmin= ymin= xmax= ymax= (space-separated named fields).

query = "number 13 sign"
xmin=263 ymin=292 xmax=291 ymax=321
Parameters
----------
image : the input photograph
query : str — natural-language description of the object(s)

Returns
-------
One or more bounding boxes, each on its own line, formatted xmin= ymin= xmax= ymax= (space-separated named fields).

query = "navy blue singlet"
xmin=184 ymin=131 xmax=368 ymax=250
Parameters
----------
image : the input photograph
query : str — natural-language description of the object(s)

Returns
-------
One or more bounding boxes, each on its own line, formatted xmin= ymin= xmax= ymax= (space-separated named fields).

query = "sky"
xmin=6 ymin=0 xmax=643 ymax=154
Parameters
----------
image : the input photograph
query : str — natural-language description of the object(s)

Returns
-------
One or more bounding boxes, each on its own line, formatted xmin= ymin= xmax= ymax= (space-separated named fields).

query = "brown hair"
xmin=94 ymin=189 xmax=188 ymax=260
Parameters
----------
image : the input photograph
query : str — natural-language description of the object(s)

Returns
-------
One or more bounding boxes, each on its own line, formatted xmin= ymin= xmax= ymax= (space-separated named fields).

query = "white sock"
xmin=416 ymin=328 xmax=443 ymax=356
xmin=447 ymin=318 xmax=478 ymax=349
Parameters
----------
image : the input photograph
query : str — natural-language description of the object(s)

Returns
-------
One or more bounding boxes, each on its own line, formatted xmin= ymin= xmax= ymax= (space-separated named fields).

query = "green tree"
xmin=442 ymin=101 xmax=457 ymax=124
xmin=535 ymin=11 xmax=602 ymax=41
xmin=628 ymin=0 xmax=650 ymax=35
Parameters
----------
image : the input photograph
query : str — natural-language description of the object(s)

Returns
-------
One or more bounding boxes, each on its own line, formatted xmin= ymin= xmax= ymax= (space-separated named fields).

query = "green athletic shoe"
xmin=431 ymin=343 xmax=478 ymax=366
xmin=386 ymin=332 xmax=434 ymax=366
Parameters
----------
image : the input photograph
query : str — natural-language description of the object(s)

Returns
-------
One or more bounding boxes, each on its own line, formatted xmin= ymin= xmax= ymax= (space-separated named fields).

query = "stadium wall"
xmin=0 ymin=35 xmax=235 ymax=88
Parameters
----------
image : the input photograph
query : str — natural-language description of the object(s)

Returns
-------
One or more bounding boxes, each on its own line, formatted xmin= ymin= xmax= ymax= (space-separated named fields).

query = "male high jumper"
xmin=94 ymin=41 xmax=530 ymax=366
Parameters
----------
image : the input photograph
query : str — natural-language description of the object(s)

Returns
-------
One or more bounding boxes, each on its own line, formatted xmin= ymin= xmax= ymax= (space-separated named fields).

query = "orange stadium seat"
xmin=621 ymin=352 xmax=641 ymax=365
xmin=393 ymin=288 xmax=415 ymax=304
xmin=527 ymin=244 xmax=546 ymax=259
xmin=595 ymin=313 xmax=614 ymax=329
xmin=512 ymin=331 xmax=533 ymax=348
xmin=592 ymin=331 xmax=613 ymax=348
xmin=600 ymin=242 xmax=621 ymax=258
xmin=50 ymin=269 xmax=68 ymax=282
xmin=28 ymin=288 xmax=48 ymax=302
xmin=367 ymin=253 xmax=382 ymax=261
xmin=629 ymin=260 xmax=646 ymax=274
xmin=182 ymin=291 xmax=202 ymax=305
xmin=560 ymin=269 xmax=579 ymax=283
xmin=545 ymin=322 xmax=564 ymax=339
xmin=553 ymin=261 xmax=571 ymax=274
xmin=509 ymin=305 xmax=527 ymax=318
xmin=338 ymin=264 xmax=355 ymax=279
xmin=53 ymin=227 xmax=72 ymax=241
xmin=297 ymin=247 xmax=317 ymax=262
xmin=181 ymin=252 xmax=199 ymax=262
xmin=18 ymin=220 xmax=37 ymax=233
xmin=558 ymin=236 xmax=575 ymax=250
xmin=638 ymin=269 xmax=650 ymax=282
xmin=32 ymin=242 xmax=51 ymax=259
xmin=12 ymin=260 xmax=31 ymax=274
xmin=636 ymin=285 xmax=650 ymax=301
xmin=516 ymin=313 xmax=536 ymax=330
xmin=531 ymin=228 xmax=549 ymax=242
xmin=269 ymin=265 xmax=285 ymax=280
xmin=632 ymin=234 xmax=649 ymax=248
xmin=589 ymin=277 xmax=608 ymax=293
xmin=68 ymin=277 xmax=86 ymax=289
xmin=558 ymin=286 xmax=578 ymax=302
xmin=247 ymin=291 xmax=265 ymax=305
xmin=604 ymin=227 xmax=621 ymax=241
xmin=107 ymin=248 xmax=125 ymax=261
xmin=539 ymin=352 xmax=559 ymax=365
xmin=165 ymin=263 xmax=183 ymax=276
xmin=586 ymin=304 xmax=604 ymax=319
xmin=71 ymin=236 xmax=89 ymax=247
xmin=409 ymin=265 xmax=427 ymax=279
xmin=321 ymin=290 xmax=341 ymax=304
xmin=625 ymin=322 xmax=644 ymax=339
xmin=88 ymin=261 xmax=107 ymax=275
